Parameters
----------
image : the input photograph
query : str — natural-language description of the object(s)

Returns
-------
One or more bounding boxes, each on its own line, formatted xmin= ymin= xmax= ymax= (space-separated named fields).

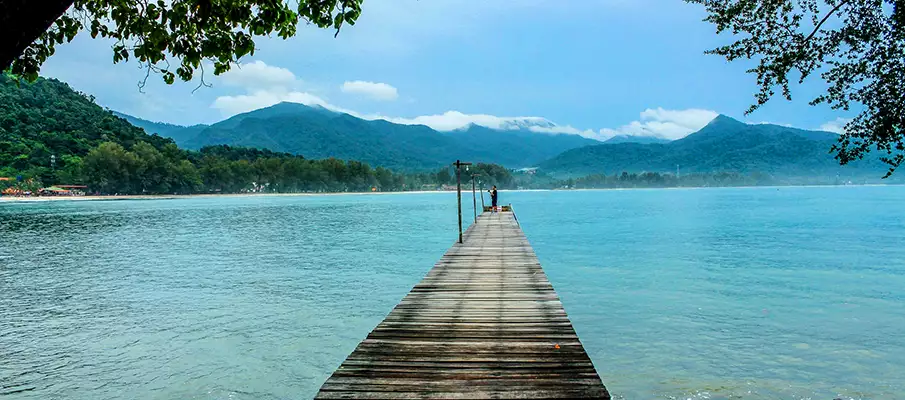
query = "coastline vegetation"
xmin=0 ymin=75 xmax=894 ymax=197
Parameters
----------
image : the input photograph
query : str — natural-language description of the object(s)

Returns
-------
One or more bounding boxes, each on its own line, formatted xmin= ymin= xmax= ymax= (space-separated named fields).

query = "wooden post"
xmin=471 ymin=175 xmax=477 ymax=223
xmin=453 ymin=160 xmax=472 ymax=244
xmin=480 ymin=180 xmax=485 ymax=209
xmin=456 ymin=160 xmax=462 ymax=243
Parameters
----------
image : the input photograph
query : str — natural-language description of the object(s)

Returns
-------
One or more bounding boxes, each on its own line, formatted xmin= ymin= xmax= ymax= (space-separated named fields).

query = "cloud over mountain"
xmin=219 ymin=61 xmax=298 ymax=91
xmin=341 ymin=81 xmax=399 ymax=101
xmin=819 ymin=118 xmax=850 ymax=134
xmin=598 ymin=108 xmax=719 ymax=140
xmin=209 ymin=62 xmax=835 ymax=143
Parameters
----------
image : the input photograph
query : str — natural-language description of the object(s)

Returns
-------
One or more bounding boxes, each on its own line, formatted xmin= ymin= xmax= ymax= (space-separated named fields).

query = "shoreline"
xmin=0 ymin=190 xmax=451 ymax=203
xmin=1 ymin=184 xmax=900 ymax=203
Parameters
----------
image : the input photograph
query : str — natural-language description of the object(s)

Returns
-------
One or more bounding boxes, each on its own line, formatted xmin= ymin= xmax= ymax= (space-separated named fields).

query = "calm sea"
xmin=1 ymin=187 xmax=903 ymax=399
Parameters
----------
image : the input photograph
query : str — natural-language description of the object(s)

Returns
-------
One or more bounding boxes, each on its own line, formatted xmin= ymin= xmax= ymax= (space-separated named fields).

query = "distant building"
xmin=2 ymin=187 xmax=22 ymax=196
xmin=57 ymin=185 xmax=88 ymax=196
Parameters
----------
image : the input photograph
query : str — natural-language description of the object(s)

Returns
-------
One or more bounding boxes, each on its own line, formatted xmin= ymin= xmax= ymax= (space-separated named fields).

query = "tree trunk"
xmin=0 ymin=0 xmax=75 ymax=72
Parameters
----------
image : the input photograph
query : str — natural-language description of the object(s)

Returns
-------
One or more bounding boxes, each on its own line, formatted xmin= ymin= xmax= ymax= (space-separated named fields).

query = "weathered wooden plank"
xmin=335 ymin=360 xmax=598 ymax=368
xmin=319 ymin=380 xmax=606 ymax=392
xmin=316 ymin=389 xmax=610 ymax=399
xmin=378 ymin=318 xmax=572 ymax=329
xmin=331 ymin=366 xmax=600 ymax=375
xmin=315 ymin=212 xmax=609 ymax=399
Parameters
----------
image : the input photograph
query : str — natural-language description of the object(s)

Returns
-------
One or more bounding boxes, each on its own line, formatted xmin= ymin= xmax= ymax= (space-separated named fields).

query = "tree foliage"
xmin=470 ymin=163 xmax=515 ymax=189
xmin=687 ymin=0 xmax=905 ymax=176
xmin=78 ymin=142 xmax=409 ymax=194
xmin=0 ymin=73 xmax=171 ymax=180
xmin=0 ymin=75 xmax=504 ymax=194
xmin=569 ymin=171 xmax=771 ymax=189
xmin=0 ymin=72 xmax=521 ymax=195
xmin=3 ymin=0 xmax=362 ymax=85
xmin=5 ymin=137 xmax=520 ymax=195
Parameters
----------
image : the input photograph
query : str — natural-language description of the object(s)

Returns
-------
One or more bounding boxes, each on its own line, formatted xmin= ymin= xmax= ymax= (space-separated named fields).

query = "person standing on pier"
xmin=489 ymin=186 xmax=498 ymax=212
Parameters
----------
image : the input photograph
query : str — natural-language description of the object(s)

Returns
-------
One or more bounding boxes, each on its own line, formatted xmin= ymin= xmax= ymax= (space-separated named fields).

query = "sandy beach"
xmin=3 ymin=185 xmax=897 ymax=203
xmin=0 ymin=190 xmax=453 ymax=203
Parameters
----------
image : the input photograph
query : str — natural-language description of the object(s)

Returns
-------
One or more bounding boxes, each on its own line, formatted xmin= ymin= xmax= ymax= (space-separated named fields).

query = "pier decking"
xmin=316 ymin=212 xmax=609 ymax=399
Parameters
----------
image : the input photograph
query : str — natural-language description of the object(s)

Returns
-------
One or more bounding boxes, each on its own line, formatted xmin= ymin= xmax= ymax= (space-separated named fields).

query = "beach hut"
xmin=40 ymin=186 xmax=72 ymax=196
xmin=2 ymin=187 xmax=23 ymax=196
xmin=57 ymin=185 xmax=88 ymax=196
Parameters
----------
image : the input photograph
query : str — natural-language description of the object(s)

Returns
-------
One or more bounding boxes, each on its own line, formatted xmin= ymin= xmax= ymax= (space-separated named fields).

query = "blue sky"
xmin=40 ymin=0 xmax=851 ymax=140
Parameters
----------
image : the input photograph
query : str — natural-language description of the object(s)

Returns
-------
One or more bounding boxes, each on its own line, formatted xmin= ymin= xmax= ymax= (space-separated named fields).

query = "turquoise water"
xmin=1 ymin=187 xmax=904 ymax=399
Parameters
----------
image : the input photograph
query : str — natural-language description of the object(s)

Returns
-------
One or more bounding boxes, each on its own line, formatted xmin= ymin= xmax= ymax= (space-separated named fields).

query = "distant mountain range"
xmin=113 ymin=111 xmax=209 ymax=146
xmin=120 ymin=103 xmax=601 ymax=170
xmin=4 ymin=74 xmax=894 ymax=186
xmin=539 ymin=115 xmax=890 ymax=180
xmin=115 ymin=104 xmax=894 ymax=181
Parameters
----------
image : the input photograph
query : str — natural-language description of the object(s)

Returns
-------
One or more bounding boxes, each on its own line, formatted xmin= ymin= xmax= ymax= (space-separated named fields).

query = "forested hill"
xmin=0 ymin=74 xmax=173 ymax=179
xmin=539 ymin=115 xmax=895 ymax=181
xmin=5 ymin=75 xmax=896 ymax=193
xmin=127 ymin=102 xmax=601 ymax=170
xmin=0 ymin=75 xmax=518 ymax=194
xmin=183 ymin=103 xmax=461 ymax=170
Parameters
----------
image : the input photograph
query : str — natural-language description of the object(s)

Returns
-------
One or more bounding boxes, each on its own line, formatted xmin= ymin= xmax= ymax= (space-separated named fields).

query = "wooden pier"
xmin=316 ymin=212 xmax=609 ymax=399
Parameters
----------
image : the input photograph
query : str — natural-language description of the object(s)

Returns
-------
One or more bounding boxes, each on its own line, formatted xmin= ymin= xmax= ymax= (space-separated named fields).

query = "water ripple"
xmin=2 ymin=188 xmax=904 ymax=399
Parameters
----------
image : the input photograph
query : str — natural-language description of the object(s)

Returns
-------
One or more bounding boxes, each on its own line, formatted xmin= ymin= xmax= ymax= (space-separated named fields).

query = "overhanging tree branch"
xmin=1 ymin=0 xmax=363 ymax=84
xmin=802 ymin=0 xmax=850 ymax=45
xmin=689 ymin=0 xmax=905 ymax=176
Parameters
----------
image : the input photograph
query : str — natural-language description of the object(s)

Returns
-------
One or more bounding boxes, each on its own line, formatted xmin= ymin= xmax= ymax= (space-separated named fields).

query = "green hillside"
xmin=6 ymin=74 xmax=894 ymax=190
xmin=603 ymin=135 xmax=671 ymax=144
xmin=0 ymin=74 xmax=173 ymax=182
xmin=172 ymin=102 xmax=599 ymax=170
xmin=539 ymin=115 xmax=894 ymax=181
xmin=0 ymin=75 xmax=513 ymax=194
xmin=183 ymin=104 xmax=458 ymax=170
